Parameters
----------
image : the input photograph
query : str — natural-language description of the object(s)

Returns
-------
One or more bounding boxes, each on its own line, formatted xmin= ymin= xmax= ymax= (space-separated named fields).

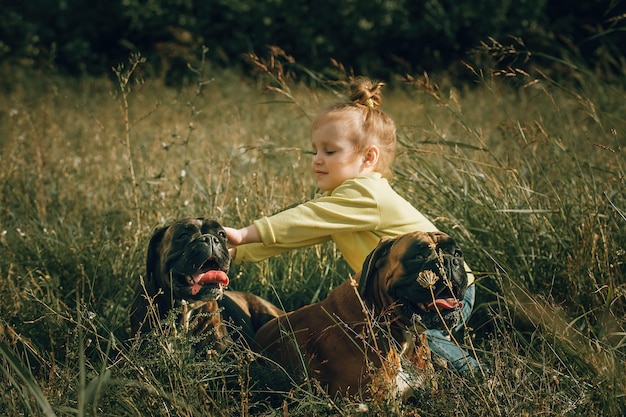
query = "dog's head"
xmin=359 ymin=231 xmax=469 ymax=331
xmin=146 ymin=217 xmax=231 ymax=302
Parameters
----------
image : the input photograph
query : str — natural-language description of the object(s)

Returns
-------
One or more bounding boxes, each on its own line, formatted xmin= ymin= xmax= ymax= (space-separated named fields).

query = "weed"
xmin=0 ymin=45 xmax=624 ymax=415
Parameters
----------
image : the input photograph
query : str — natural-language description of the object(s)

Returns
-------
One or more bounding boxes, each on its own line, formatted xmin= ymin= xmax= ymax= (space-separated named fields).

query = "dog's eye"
xmin=454 ymin=249 xmax=463 ymax=257
xmin=218 ymin=230 xmax=227 ymax=240
xmin=177 ymin=232 xmax=191 ymax=241
xmin=409 ymin=252 xmax=427 ymax=263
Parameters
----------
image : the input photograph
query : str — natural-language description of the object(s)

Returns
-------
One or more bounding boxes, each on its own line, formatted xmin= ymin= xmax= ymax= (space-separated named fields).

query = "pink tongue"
xmin=190 ymin=270 xmax=229 ymax=296
xmin=196 ymin=270 xmax=229 ymax=286
xmin=430 ymin=298 xmax=461 ymax=310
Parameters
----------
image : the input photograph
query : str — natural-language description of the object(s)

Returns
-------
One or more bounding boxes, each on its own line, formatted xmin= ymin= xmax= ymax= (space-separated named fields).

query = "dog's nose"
xmin=197 ymin=234 xmax=220 ymax=245
xmin=442 ymin=255 xmax=461 ymax=271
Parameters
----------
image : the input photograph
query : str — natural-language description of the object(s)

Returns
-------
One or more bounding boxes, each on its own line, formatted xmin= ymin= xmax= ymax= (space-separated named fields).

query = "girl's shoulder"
xmin=331 ymin=172 xmax=397 ymax=199
xmin=344 ymin=172 xmax=387 ymax=188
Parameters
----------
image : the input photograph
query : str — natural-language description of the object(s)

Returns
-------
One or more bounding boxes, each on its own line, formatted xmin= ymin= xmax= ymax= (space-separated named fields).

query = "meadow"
xmin=0 ymin=50 xmax=624 ymax=416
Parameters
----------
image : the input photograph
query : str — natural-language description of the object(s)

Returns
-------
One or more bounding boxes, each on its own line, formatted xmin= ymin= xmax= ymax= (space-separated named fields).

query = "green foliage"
xmin=2 ymin=0 xmax=624 ymax=80
xmin=0 ymin=45 xmax=625 ymax=415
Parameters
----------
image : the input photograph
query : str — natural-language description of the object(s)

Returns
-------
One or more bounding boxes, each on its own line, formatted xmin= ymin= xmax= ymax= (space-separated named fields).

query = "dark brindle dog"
xmin=253 ymin=231 xmax=469 ymax=398
xmin=130 ymin=218 xmax=283 ymax=352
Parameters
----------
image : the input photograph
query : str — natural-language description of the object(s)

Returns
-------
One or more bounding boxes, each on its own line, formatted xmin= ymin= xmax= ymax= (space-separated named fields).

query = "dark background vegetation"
xmin=1 ymin=0 xmax=625 ymax=81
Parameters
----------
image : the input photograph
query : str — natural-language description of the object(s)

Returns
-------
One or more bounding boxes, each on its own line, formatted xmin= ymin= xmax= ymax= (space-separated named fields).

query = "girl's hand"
xmin=223 ymin=227 xmax=243 ymax=247
xmin=223 ymin=225 xmax=261 ymax=247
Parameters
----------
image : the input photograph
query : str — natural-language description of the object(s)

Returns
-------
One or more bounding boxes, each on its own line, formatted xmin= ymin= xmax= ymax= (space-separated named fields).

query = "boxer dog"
xmin=130 ymin=217 xmax=283 ymax=353
xmin=253 ymin=231 xmax=469 ymax=398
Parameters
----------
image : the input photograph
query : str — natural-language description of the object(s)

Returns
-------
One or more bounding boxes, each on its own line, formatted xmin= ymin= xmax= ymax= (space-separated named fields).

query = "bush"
xmin=2 ymin=0 xmax=624 ymax=81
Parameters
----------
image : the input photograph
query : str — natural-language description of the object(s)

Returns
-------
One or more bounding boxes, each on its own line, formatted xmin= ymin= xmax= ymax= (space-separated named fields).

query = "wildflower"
xmin=417 ymin=270 xmax=439 ymax=288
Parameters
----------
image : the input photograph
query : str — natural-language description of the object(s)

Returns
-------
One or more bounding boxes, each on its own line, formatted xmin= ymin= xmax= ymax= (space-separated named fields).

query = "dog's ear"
xmin=358 ymin=237 xmax=395 ymax=296
xmin=146 ymin=225 xmax=168 ymax=284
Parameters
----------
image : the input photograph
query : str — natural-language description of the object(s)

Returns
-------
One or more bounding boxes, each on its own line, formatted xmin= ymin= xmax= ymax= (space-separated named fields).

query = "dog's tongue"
xmin=429 ymin=298 xmax=462 ymax=310
xmin=196 ymin=270 xmax=229 ymax=286
xmin=190 ymin=270 xmax=229 ymax=296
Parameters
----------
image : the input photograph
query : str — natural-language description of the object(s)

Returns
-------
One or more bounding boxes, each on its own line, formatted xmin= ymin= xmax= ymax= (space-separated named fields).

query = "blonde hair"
xmin=312 ymin=77 xmax=397 ymax=179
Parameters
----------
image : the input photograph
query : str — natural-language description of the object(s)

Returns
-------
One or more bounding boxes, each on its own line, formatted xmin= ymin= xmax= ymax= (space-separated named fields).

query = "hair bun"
xmin=349 ymin=77 xmax=384 ymax=109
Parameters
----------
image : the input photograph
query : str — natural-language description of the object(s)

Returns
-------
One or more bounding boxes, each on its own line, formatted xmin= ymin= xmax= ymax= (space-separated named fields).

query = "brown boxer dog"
xmin=253 ymin=231 xmax=469 ymax=398
xmin=130 ymin=217 xmax=283 ymax=353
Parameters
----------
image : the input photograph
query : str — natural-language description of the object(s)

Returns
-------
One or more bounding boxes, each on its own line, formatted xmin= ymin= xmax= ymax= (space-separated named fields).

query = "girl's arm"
xmin=228 ymin=175 xmax=386 ymax=266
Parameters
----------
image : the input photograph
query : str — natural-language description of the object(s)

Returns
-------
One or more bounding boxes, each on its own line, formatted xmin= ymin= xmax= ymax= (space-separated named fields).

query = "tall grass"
xmin=0 ymin=44 xmax=624 ymax=416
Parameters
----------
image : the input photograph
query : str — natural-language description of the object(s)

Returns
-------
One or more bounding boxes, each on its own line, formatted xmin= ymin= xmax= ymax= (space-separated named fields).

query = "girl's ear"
xmin=363 ymin=145 xmax=380 ymax=166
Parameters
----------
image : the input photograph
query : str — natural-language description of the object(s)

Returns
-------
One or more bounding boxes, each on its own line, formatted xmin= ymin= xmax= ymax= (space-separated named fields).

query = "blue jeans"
xmin=425 ymin=284 xmax=480 ymax=372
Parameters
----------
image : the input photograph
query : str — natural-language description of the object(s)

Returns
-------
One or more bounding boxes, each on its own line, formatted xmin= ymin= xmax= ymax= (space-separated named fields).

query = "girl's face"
xmin=311 ymin=115 xmax=374 ymax=192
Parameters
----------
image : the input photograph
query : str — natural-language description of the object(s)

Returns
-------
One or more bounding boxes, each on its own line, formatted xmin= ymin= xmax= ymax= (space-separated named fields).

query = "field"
xmin=0 ymin=51 xmax=624 ymax=416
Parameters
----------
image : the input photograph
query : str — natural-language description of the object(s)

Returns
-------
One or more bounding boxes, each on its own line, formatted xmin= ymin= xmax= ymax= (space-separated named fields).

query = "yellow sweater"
xmin=234 ymin=172 xmax=474 ymax=285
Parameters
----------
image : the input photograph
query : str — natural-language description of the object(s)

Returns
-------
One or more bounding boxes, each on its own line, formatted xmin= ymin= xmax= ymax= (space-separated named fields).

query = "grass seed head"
xmin=417 ymin=270 xmax=439 ymax=288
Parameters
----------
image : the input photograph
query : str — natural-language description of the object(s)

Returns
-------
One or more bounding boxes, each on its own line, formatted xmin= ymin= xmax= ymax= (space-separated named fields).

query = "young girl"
xmin=225 ymin=77 xmax=479 ymax=372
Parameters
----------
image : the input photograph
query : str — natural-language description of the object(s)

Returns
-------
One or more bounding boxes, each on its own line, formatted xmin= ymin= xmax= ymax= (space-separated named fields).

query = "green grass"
xmin=0 ymin=49 xmax=624 ymax=416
